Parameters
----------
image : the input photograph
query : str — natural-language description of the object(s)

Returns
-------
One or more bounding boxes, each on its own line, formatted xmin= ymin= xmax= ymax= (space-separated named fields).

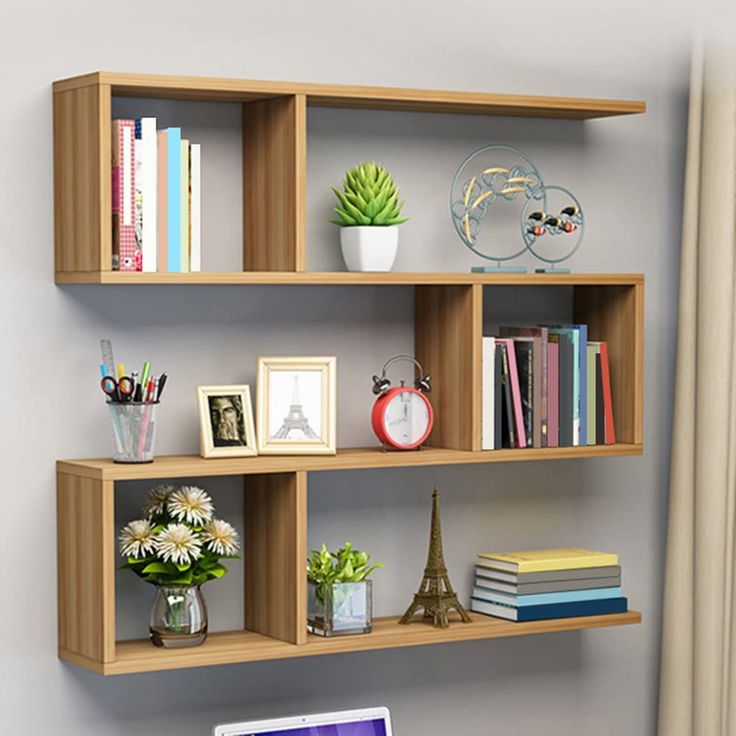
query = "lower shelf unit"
xmin=57 ymin=448 xmax=643 ymax=676
xmin=61 ymin=612 xmax=642 ymax=676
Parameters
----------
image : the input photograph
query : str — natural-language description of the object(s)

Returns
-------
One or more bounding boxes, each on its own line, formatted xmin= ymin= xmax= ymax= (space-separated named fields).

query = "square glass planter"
xmin=307 ymin=580 xmax=373 ymax=637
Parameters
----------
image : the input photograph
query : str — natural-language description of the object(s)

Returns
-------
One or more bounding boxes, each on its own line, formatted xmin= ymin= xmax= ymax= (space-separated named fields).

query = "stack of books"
xmin=470 ymin=547 xmax=627 ymax=622
xmin=481 ymin=324 xmax=616 ymax=450
xmin=112 ymin=117 xmax=201 ymax=273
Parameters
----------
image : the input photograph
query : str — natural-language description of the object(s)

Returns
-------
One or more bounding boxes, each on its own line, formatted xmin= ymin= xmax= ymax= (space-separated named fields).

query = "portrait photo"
xmin=197 ymin=385 xmax=257 ymax=459
xmin=257 ymin=357 xmax=336 ymax=455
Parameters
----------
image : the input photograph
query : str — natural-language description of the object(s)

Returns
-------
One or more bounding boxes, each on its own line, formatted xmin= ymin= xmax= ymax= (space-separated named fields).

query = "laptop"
xmin=214 ymin=707 xmax=393 ymax=736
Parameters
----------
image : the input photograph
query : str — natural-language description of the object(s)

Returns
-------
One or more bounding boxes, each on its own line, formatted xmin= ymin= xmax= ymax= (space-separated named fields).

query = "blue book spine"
xmin=474 ymin=586 xmax=623 ymax=607
xmin=472 ymin=596 xmax=627 ymax=622
xmin=167 ymin=128 xmax=182 ymax=272
xmin=576 ymin=324 xmax=588 ymax=448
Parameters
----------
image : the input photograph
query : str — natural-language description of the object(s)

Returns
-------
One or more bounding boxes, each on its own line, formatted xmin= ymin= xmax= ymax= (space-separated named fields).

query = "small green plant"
xmin=331 ymin=162 xmax=408 ymax=226
xmin=307 ymin=542 xmax=382 ymax=586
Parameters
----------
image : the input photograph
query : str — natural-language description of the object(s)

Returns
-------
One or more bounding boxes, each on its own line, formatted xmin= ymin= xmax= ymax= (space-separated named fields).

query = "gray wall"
xmin=1 ymin=1 xmax=694 ymax=733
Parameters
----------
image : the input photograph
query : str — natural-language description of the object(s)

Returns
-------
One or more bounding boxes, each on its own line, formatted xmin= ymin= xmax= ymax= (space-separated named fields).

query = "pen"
xmin=145 ymin=378 xmax=155 ymax=403
xmin=140 ymin=362 xmax=151 ymax=394
xmin=131 ymin=371 xmax=141 ymax=403
xmin=99 ymin=363 xmax=109 ymax=379
xmin=117 ymin=362 xmax=126 ymax=380
xmin=156 ymin=373 xmax=168 ymax=401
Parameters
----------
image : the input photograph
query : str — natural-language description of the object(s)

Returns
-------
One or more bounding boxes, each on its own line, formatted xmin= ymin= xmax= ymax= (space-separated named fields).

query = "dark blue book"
xmin=470 ymin=595 xmax=627 ymax=622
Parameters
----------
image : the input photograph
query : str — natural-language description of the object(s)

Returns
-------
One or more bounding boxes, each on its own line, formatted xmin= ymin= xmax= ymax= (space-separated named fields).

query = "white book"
xmin=190 ymin=143 xmax=201 ymax=272
xmin=136 ymin=117 xmax=157 ymax=272
xmin=481 ymin=337 xmax=496 ymax=450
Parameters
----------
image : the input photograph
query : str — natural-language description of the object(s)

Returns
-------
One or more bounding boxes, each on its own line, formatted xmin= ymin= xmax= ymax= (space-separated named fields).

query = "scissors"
xmin=100 ymin=375 xmax=135 ymax=403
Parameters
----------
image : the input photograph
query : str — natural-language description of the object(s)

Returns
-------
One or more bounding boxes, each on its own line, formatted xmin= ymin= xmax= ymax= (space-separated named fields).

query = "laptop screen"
xmin=237 ymin=720 xmax=387 ymax=736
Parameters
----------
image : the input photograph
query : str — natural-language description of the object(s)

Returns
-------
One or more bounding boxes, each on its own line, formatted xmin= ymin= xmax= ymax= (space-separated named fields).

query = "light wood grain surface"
xmin=244 ymin=472 xmax=307 ymax=644
xmin=60 ymin=611 xmax=641 ymax=675
xmin=53 ymin=71 xmax=646 ymax=119
xmin=57 ymin=472 xmax=116 ymax=663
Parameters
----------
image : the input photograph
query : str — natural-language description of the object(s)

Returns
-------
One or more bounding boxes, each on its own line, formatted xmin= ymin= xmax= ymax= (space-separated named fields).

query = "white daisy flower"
xmin=143 ymin=484 xmax=174 ymax=519
xmin=119 ymin=519 xmax=156 ymax=559
xmin=167 ymin=486 xmax=214 ymax=525
xmin=153 ymin=523 xmax=202 ymax=566
xmin=202 ymin=519 xmax=240 ymax=556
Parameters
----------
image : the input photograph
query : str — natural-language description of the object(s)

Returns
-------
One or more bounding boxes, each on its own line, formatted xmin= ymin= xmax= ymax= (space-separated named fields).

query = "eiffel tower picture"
xmin=399 ymin=488 xmax=472 ymax=628
xmin=272 ymin=375 xmax=320 ymax=440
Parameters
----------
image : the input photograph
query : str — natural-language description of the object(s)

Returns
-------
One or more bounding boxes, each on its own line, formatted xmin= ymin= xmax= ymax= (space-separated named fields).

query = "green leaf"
xmin=168 ymin=569 xmax=194 ymax=585
xmin=141 ymin=562 xmax=174 ymax=575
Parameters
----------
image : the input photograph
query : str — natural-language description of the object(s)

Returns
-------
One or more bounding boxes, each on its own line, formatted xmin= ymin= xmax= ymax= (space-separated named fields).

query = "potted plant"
xmin=118 ymin=484 xmax=240 ymax=648
xmin=331 ymin=162 xmax=408 ymax=272
xmin=307 ymin=542 xmax=382 ymax=637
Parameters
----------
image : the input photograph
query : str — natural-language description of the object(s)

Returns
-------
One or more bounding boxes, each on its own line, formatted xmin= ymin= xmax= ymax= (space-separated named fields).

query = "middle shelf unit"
xmin=57 ymin=272 xmax=644 ymax=675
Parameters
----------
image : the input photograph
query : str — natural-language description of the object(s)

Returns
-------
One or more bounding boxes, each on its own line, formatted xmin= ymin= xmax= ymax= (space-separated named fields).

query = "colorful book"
xmin=498 ymin=343 xmax=516 ymax=449
xmin=494 ymin=345 xmax=503 ymax=449
xmin=135 ymin=117 xmax=157 ymax=272
xmin=513 ymin=338 xmax=535 ymax=446
xmin=472 ymin=585 xmax=623 ymax=607
xmin=180 ymin=139 xmax=190 ymax=272
xmin=156 ymin=130 xmax=168 ymax=272
xmin=111 ymin=119 xmax=136 ymax=271
xmin=481 ymin=337 xmax=496 ymax=450
xmin=595 ymin=352 xmax=605 ymax=444
xmin=557 ymin=333 xmax=574 ymax=447
xmin=600 ymin=342 xmax=616 ymax=443
xmin=470 ymin=595 xmax=627 ymax=622
xmin=190 ymin=143 xmax=201 ymax=272
xmin=496 ymin=339 xmax=526 ymax=448
xmin=476 ymin=548 xmax=619 ymax=573
xmin=547 ymin=341 xmax=559 ymax=447
xmin=475 ymin=564 xmax=621 ymax=583
xmin=474 ymin=574 xmax=622 ymax=595
xmin=500 ymin=327 xmax=548 ymax=446
xmin=166 ymin=127 xmax=182 ymax=272
xmin=586 ymin=343 xmax=597 ymax=445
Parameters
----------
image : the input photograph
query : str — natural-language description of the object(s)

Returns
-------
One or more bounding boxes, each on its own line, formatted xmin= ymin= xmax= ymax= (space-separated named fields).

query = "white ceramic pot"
xmin=340 ymin=226 xmax=399 ymax=272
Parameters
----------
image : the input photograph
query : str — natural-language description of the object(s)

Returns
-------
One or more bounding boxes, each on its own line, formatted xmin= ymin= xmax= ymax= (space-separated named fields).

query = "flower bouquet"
xmin=119 ymin=484 xmax=239 ymax=648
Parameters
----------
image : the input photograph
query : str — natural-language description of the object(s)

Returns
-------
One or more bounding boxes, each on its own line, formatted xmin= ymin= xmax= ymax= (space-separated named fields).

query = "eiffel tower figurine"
xmin=399 ymin=488 xmax=472 ymax=628
xmin=272 ymin=375 xmax=320 ymax=440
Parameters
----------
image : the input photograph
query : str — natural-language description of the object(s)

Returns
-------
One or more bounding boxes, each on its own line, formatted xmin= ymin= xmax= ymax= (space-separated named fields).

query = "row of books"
xmin=112 ymin=118 xmax=201 ymax=273
xmin=470 ymin=547 xmax=627 ymax=622
xmin=481 ymin=325 xmax=616 ymax=450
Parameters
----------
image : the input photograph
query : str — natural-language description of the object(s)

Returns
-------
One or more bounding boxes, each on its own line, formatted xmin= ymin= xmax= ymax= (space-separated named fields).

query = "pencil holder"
xmin=108 ymin=402 xmax=159 ymax=463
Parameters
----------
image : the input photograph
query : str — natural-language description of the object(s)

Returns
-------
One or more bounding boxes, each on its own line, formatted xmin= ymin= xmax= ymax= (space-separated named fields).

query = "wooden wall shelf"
xmin=59 ymin=443 xmax=643 ymax=482
xmin=62 ymin=611 xmax=642 ymax=676
xmin=53 ymin=72 xmax=646 ymax=677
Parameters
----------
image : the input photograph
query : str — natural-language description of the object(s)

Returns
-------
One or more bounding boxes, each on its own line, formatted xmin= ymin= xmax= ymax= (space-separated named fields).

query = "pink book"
xmin=156 ymin=130 xmax=168 ymax=272
xmin=112 ymin=119 xmax=136 ymax=271
xmin=547 ymin=342 xmax=559 ymax=447
xmin=497 ymin=338 xmax=527 ymax=448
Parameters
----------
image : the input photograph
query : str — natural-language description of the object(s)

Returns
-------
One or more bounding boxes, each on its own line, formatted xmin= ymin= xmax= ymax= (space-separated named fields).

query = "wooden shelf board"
xmin=55 ymin=270 xmax=644 ymax=287
xmin=61 ymin=611 xmax=641 ymax=675
xmin=53 ymin=72 xmax=646 ymax=119
xmin=58 ymin=444 xmax=642 ymax=481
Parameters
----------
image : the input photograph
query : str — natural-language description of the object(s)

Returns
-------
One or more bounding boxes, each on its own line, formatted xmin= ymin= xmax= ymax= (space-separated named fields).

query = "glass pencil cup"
xmin=108 ymin=401 xmax=159 ymax=463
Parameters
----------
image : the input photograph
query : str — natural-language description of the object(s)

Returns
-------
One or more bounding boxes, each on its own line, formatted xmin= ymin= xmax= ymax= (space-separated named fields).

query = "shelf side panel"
xmin=244 ymin=471 xmax=307 ymax=644
xmin=415 ymin=284 xmax=482 ymax=450
xmin=57 ymin=472 xmax=116 ymax=664
xmin=54 ymin=84 xmax=111 ymax=275
xmin=574 ymin=283 xmax=644 ymax=444
xmin=243 ymin=95 xmax=306 ymax=272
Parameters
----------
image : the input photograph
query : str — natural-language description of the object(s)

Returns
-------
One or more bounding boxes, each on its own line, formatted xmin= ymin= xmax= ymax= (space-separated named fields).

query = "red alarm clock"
xmin=371 ymin=355 xmax=434 ymax=450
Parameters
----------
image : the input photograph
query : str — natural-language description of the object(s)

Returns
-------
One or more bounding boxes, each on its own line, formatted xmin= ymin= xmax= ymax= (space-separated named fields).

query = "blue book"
xmin=472 ymin=585 xmax=623 ymax=607
xmin=547 ymin=325 xmax=587 ymax=446
xmin=470 ymin=596 xmax=627 ymax=622
xmin=166 ymin=127 xmax=182 ymax=272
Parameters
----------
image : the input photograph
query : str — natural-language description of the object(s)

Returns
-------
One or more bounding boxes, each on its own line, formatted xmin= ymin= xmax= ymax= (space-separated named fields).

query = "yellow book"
xmin=476 ymin=548 xmax=618 ymax=573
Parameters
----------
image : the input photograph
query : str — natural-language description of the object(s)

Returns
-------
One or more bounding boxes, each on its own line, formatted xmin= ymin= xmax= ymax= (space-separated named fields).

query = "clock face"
xmin=383 ymin=390 xmax=430 ymax=446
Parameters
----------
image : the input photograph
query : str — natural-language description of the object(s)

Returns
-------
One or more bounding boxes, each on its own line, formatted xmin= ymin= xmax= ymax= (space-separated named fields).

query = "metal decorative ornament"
xmin=450 ymin=144 xmax=585 ymax=273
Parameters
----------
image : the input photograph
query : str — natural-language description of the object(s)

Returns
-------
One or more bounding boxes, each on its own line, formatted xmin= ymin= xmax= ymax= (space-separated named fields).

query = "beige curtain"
xmin=658 ymin=45 xmax=736 ymax=736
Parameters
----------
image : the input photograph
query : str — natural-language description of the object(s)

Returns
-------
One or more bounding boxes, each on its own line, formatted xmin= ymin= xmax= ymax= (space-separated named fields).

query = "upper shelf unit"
xmin=52 ymin=71 xmax=646 ymax=284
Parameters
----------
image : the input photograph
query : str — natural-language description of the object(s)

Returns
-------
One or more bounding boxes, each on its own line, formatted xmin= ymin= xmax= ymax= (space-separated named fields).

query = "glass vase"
xmin=307 ymin=580 xmax=372 ymax=637
xmin=149 ymin=584 xmax=208 ymax=648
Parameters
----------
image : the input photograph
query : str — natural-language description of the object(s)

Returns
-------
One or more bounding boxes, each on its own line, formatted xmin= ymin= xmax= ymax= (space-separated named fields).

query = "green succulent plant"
xmin=331 ymin=162 xmax=408 ymax=227
xmin=307 ymin=542 xmax=382 ymax=585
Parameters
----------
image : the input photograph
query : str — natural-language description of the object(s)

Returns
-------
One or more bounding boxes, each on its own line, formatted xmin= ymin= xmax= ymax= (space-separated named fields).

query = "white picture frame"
xmin=257 ymin=356 xmax=337 ymax=455
xmin=197 ymin=385 xmax=257 ymax=459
